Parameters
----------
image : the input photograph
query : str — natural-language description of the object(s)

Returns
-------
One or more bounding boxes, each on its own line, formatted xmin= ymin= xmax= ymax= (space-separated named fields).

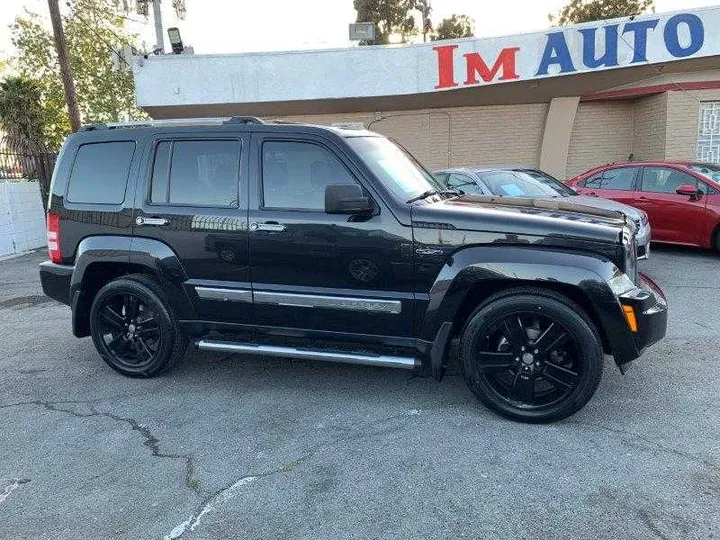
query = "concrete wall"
xmin=0 ymin=181 xmax=46 ymax=258
xmin=566 ymin=102 xmax=634 ymax=179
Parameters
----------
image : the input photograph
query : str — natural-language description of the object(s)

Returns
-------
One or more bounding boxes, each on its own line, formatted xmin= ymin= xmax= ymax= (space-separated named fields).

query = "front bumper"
xmin=39 ymin=261 xmax=74 ymax=306
xmin=612 ymin=272 xmax=668 ymax=369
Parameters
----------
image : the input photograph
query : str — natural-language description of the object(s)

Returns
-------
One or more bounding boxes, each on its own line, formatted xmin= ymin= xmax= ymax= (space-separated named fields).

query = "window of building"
xmin=149 ymin=139 xmax=241 ymax=207
xmin=697 ymin=101 xmax=720 ymax=164
xmin=66 ymin=142 xmax=135 ymax=204
xmin=262 ymin=141 xmax=357 ymax=210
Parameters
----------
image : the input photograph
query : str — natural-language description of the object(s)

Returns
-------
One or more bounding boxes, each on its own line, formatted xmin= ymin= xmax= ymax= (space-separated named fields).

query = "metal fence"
xmin=0 ymin=136 xmax=57 ymax=211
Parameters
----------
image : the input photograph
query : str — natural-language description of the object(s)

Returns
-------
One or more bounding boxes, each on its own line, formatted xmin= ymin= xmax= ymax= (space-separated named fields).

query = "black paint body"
xmin=39 ymin=122 xmax=667 ymax=374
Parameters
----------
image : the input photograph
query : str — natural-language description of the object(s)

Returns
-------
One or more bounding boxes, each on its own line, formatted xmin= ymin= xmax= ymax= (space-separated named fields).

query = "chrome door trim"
xmin=195 ymin=286 xmax=252 ymax=303
xmin=254 ymin=291 xmax=402 ymax=314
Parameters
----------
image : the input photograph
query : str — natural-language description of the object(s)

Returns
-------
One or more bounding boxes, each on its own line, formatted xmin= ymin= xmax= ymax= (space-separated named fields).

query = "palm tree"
xmin=0 ymin=76 xmax=46 ymax=154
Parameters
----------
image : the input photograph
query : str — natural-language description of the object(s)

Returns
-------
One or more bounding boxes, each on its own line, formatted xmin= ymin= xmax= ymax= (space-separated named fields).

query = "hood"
xmin=413 ymin=195 xmax=628 ymax=244
xmin=564 ymin=195 xmax=646 ymax=224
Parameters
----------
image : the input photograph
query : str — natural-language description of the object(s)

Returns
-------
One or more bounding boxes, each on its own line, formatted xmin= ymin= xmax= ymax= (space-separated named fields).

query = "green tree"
xmin=0 ymin=76 xmax=46 ymax=148
xmin=353 ymin=0 xmax=417 ymax=45
xmin=0 ymin=76 xmax=48 ymax=178
xmin=550 ymin=0 xmax=655 ymax=25
xmin=11 ymin=0 xmax=146 ymax=149
xmin=433 ymin=14 xmax=474 ymax=41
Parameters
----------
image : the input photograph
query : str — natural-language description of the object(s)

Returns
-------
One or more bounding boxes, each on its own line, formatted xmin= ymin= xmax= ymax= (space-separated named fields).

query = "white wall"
xmin=0 ymin=181 xmax=46 ymax=258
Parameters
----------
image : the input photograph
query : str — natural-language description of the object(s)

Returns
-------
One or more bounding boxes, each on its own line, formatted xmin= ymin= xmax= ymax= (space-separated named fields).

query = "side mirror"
xmin=675 ymin=184 xmax=699 ymax=198
xmin=325 ymin=184 xmax=373 ymax=215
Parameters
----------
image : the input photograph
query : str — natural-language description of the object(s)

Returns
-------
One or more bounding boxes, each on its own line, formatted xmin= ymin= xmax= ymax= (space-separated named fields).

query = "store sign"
xmin=433 ymin=12 xmax=707 ymax=90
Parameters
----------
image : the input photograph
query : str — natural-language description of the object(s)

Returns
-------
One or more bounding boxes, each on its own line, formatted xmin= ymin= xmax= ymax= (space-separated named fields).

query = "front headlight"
xmin=620 ymin=226 xmax=638 ymax=284
xmin=608 ymin=270 xmax=636 ymax=295
xmin=625 ymin=238 xmax=638 ymax=284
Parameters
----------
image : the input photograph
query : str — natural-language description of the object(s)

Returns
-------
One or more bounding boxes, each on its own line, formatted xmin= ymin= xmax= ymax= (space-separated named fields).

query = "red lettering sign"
xmin=464 ymin=47 xmax=520 ymax=84
xmin=434 ymin=45 xmax=521 ymax=89
xmin=433 ymin=44 xmax=459 ymax=89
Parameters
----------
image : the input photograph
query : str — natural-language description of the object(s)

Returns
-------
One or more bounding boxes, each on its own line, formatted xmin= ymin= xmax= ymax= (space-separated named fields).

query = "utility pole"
xmin=153 ymin=0 xmax=165 ymax=53
xmin=47 ymin=0 xmax=81 ymax=132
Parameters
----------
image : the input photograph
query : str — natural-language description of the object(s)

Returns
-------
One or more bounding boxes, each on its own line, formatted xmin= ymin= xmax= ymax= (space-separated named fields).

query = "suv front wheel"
xmin=459 ymin=289 xmax=604 ymax=423
xmin=89 ymin=275 xmax=188 ymax=377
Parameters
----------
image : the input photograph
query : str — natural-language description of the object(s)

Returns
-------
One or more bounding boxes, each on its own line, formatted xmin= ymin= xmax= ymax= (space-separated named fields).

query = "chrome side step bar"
xmin=196 ymin=340 xmax=419 ymax=370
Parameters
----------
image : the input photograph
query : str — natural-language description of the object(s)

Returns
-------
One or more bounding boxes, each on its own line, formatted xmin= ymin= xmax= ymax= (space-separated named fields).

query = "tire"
xmin=89 ymin=274 xmax=188 ymax=378
xmin=459 ymin=288 xmax=603 ymax=423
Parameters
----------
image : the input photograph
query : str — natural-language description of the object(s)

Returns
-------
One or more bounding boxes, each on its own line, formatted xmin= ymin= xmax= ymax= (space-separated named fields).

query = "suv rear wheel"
xmin=89 ymin=275 xmax=188 ymax=377
xmin=459 ymin=289 xmax=603 ymax=423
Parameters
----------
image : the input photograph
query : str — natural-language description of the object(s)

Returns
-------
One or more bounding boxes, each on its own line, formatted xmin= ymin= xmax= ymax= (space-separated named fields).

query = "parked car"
xmin=39 ymin=117 xmax=667 ymax=423
xmin=567 ymin=161 xmax=720 ymax=250
xmin=434 ymin=167 xmax=651 ymax=258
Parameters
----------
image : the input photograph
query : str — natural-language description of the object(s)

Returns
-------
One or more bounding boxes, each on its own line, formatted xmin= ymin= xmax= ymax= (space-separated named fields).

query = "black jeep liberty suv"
xmin=40 ymin=117 xmax=668 ymax=422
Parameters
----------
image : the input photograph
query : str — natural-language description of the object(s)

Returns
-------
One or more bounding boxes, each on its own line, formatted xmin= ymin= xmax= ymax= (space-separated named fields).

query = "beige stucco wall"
xmin=631 ymin=93 xmax=668 ymax=161
xmin=665 ymin=88 xmax=720 ymax=161
xmin=566 ymin=102 xmax=634 ymax=179
xmin=281 ymin=103 xmax=548 ymax=172
xmin=278 ymin=88 xmax=717 ymax=180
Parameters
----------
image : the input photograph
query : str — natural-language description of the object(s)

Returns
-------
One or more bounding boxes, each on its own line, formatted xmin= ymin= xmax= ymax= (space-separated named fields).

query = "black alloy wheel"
xmin=460 ymin=289 xmax=603 ymax=423
xmin=95 ymin=292 xmax=161 ymax=370
xmin=90 ymin=275 xmax=187 ymax=377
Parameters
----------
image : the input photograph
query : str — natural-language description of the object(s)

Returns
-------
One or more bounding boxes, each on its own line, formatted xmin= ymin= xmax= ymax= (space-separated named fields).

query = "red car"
xmin=567 ymin=161 xmax=720 ymax=250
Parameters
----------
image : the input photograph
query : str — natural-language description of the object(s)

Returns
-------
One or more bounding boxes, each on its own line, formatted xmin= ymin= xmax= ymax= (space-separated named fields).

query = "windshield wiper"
xmin=406 ymin=189 xmax=460 ymax=204
xmin=406 ymin=190 xmax=438 ymax=204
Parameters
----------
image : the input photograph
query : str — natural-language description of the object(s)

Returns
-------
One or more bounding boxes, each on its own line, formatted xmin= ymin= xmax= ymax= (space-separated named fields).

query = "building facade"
xmin=134 ymin=7 xmax=720 ymax=179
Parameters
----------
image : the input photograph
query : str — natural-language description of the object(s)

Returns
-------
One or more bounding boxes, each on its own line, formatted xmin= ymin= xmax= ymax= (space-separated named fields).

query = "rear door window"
xmin=149 ymin=139 xmax=241 ymax=208
xmin=66 ymin=141 xmax=135 ymax=204
xmin=581 ymin=167 xmax=638 ymax=190
xmin=599 ymin=167 xmax=638 ymax=190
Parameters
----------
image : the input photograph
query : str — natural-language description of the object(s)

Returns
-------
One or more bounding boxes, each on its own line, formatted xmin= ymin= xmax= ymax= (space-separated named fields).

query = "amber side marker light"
xmin=622 ymin=305 xmax=638 ymax=333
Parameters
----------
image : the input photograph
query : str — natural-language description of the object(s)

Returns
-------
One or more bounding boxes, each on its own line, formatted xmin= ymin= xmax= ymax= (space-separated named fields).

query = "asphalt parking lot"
xmin=0 ymin=246 xmax=718 ymax=540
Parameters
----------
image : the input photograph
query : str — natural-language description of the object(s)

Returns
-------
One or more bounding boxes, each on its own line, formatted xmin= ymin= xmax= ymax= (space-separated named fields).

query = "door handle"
xmin=588 ymin=191 xmax=597 ymax=196
xmin=637 ymin=196 xmax=649 ymax=201
xmin=250 ymin=221 xmax=286 ymax=232
xmin=136 ymin=216 xmax=169 ymax=226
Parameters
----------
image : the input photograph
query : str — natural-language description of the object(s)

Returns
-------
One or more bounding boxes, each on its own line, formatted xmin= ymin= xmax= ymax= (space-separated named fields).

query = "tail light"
xmin=47 ymin=212 xmax=62 ymax=263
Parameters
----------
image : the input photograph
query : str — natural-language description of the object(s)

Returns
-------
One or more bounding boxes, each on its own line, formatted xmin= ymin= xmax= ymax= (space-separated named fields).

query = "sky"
xmin=1 ymin=0 xmax=719 ymax=61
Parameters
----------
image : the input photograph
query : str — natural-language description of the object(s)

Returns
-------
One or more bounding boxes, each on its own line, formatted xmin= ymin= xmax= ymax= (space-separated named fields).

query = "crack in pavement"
xmin=0 ymin=400 xmax=200 ymax=496
xmin=163 ymin=408 xmax=423 ymax=540
xmin=0 ymin=478 xmax=30 ymax=504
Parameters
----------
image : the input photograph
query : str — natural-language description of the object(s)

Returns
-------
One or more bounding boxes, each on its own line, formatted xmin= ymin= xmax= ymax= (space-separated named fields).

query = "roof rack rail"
xmin=223 ymin=116 xmax=265 ymax=124
xmin=78 ymin=117 xmax=266 ymax=131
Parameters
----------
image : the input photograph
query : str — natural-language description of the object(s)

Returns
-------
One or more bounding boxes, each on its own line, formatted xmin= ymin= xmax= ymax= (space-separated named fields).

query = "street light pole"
xmin=152 ymin=0 xmax=165 ymax=53
xmin=47 ymin=0 xmax=81 ymax=132
xmin=415 ymin=0 xmax=432 ymax=43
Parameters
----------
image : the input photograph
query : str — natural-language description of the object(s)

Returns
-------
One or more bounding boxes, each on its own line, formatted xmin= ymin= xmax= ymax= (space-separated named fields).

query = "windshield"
xmin=476 ymin=169 xmax=576 ymax=197
xmin=347 ymin=137 xmax=441 ymax=200
xmin=688 ymin=163 xmax=720 ymax=182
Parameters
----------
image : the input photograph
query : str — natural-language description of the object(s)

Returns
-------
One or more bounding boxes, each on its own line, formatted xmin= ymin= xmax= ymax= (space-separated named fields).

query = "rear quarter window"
xmin=66 ymin=141 xmax=135 ymax=204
